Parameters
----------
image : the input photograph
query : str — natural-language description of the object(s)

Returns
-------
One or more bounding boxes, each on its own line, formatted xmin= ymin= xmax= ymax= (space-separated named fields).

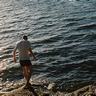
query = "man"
xmin=13 ymin=35 xmax=36 ymax=87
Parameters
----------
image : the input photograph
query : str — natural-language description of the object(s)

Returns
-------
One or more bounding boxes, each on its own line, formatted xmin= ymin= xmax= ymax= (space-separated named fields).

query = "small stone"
xmin=47 ymin=83 xmax=55 ymax=90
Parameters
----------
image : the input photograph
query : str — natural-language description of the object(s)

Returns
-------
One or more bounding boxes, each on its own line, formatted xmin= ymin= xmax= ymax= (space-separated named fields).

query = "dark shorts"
xmin=20 ymin=60 xmax=32 ymax=66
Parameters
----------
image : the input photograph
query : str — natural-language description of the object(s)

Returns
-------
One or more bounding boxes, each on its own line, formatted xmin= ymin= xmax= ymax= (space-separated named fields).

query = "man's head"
xmin=23 ymin=35 xmax=28 ymax=40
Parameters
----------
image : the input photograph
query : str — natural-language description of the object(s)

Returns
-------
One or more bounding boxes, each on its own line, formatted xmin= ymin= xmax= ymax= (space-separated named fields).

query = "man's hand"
xmin=14 ymin=57 xmax=16 ymax=63
xmin=13 ymin=49 xmax=17 ymax=63
xmin=32 ymin=56 xmax=37 ymax=61
xmin=29 ymin=49 xmax=37 ymax=61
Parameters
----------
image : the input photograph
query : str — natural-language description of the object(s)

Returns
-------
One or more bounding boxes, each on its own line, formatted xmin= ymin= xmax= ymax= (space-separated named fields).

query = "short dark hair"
xmin=23 ymin=35 xmax=28 ymax=40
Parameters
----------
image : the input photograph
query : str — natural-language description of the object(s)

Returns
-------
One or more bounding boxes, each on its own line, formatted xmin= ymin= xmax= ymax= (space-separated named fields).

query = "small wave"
xmin=76 ymin=23 xmax=96 ymax=30
xmin=71 ymin=9 xmax=96 ymax=15
xmin=82 ymin=33 xmax=96 ymax=42
xmin=0 ymin=54 xmax=12 ymax=60
xmin=34 ymin=23 xmax=56 ymax=30
xmin=0 ymin=27 xmax=29 ymax=35
xmin=31 ymin=34 xmax=62 ymax=43
xmin=0 ymin=29 xmax=17 ymax=34
xmin=65 ymin=33 xmax=85 ymax=41
xmin=63 ymin=17 xmax=85 ymax=22
xmin=37 ymin=15 xmax=51 ymax=21
xmin=65 ymin=22 xmax=77 ymax=27
xmin=34 ymin=14 xmax=50 ymax=21
xmin=39 ymin=35 xmax=62 ymax=43
xmin=90 ymin=15 xmax=96 ymax=20
xmin=0 ymin=25 xmax=15 ymax=31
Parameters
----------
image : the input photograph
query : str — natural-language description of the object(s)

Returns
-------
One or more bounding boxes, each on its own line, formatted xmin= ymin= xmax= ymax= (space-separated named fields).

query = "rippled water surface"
xmin=0 ymin=0 xmax=96 ymax=91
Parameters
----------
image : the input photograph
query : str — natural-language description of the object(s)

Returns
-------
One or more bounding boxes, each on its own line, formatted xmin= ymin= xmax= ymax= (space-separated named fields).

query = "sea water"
xmin=0 ymin=0 xmax=96 ymax=91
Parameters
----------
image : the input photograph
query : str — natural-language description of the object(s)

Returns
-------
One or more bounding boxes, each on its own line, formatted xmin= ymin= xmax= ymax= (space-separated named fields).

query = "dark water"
xmin=0 ymin=0 xmax=96 ymax=91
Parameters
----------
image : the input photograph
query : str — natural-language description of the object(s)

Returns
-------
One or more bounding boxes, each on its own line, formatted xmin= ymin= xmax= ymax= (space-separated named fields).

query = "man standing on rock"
xmin=13 ymin=35 xmax=36 ymax=87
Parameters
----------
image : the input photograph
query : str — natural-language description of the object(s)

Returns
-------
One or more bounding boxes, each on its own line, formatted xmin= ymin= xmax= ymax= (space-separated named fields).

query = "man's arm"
xmin=13 ymin=48 xmax=17 ymax=63
xmin=29 ymin=48 xmax=36 ymax=60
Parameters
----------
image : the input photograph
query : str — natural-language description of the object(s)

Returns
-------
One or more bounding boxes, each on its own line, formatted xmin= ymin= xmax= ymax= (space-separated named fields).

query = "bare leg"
xmin=22 ymin=65 xmax=38 ymax=96
xmin=22 ymin=64 xmax=32 ymax=85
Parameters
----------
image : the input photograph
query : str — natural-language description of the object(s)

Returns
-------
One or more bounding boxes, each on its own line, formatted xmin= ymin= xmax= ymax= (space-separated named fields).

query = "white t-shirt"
xmin=15 ymin=40 xmax=31 ymax=60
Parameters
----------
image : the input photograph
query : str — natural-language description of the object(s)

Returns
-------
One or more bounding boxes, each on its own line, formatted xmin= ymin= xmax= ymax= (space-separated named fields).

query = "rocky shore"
xmin=0 ymin=80 xmax=96 ymax=96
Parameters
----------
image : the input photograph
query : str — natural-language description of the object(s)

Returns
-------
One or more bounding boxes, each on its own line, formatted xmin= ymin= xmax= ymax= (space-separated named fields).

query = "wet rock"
xmin=47 ymin=83 xmax=57 ymax=92
xmin=1 ymin=81 xmax=96 ymax=96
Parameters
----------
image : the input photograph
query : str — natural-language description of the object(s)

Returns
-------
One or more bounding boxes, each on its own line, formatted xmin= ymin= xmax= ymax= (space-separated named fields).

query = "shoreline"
xmin=0 ymin=80 xmax=96 ymax=96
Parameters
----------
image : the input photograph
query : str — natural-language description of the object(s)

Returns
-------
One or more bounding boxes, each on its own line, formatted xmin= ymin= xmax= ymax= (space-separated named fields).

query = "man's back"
xmin=16 ymin=40 xmax=31 ymax=60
